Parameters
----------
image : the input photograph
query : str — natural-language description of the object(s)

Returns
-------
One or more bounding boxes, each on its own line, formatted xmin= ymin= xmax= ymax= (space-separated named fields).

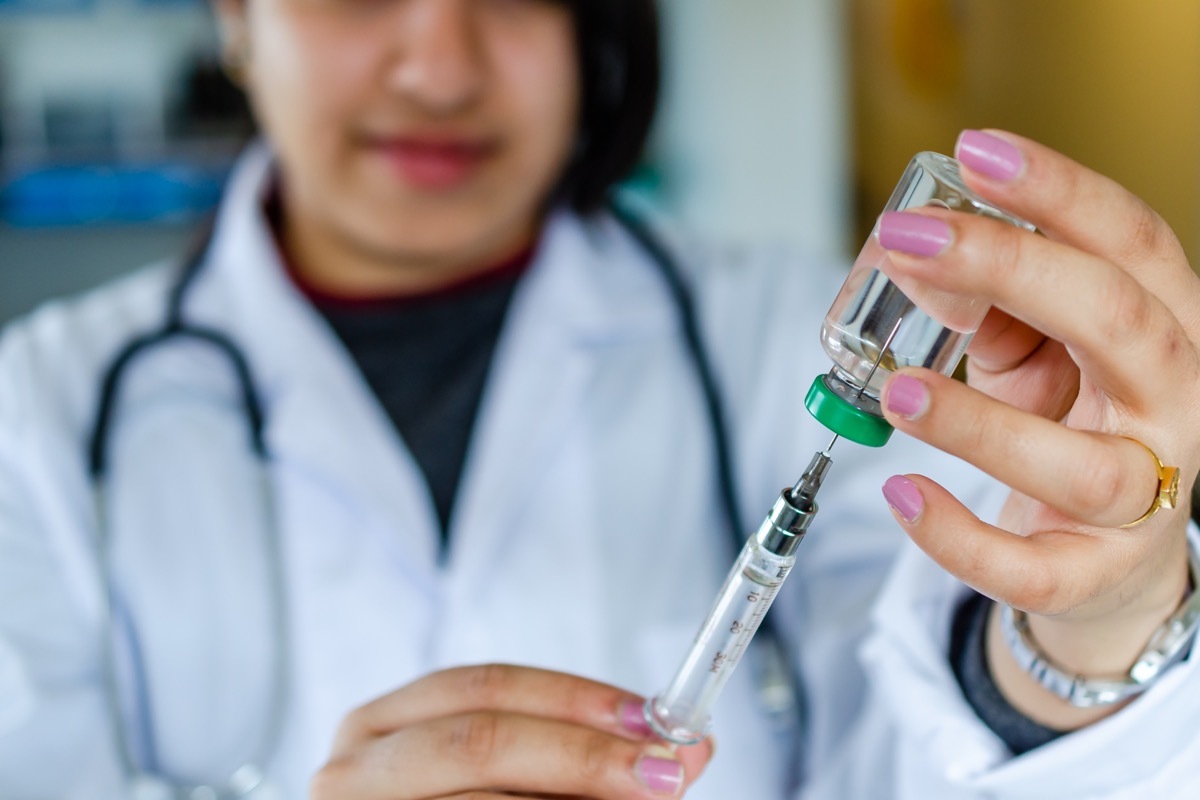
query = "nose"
xmin=386 ymin=0 xmax=485 ymax=115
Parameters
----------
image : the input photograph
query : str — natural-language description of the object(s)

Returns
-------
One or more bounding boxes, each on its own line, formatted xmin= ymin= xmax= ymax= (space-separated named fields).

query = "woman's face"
xmin=222 ymin=0 xmax=580 ymax=271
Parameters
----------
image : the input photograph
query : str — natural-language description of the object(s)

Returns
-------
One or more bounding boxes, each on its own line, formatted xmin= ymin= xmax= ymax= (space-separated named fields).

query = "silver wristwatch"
xmin=999 ymin=540 xmax=1200 ymax=708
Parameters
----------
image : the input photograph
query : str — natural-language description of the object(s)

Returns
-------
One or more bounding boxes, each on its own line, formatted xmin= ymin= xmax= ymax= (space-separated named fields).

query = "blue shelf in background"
xmin=1 ymin=163 xmax=230 ymax=228
xmin=0 ymin=0 xmax=203 ymax=12
xmin=0 ymin=0 xmax=97 ymax=13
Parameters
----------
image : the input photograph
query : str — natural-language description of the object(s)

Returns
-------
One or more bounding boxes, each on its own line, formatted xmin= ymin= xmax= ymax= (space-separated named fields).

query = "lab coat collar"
xmin=183 ymin=145 xmax=675 ymax=582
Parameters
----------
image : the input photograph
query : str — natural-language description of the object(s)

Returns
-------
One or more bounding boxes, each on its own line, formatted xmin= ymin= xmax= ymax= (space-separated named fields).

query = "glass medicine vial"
xmin=804 ymin=152 xmax=1036 ymax=447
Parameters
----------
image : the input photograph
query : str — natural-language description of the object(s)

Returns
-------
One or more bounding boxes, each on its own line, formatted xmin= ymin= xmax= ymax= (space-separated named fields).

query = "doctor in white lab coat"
xmin=4 ymin=1 xmax=1200 ymax=798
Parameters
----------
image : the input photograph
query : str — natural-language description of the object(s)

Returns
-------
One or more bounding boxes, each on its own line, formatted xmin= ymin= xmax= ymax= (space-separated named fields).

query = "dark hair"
xmin=558 ymin=0 xmax=661 ymax=214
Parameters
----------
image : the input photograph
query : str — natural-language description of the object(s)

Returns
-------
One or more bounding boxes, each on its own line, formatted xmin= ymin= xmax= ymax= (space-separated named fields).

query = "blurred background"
xmin=1 ymin=0 xmax=1197 ymax=325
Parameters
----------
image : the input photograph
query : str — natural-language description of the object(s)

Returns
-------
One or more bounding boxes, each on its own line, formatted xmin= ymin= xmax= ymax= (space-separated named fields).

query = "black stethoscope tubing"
xmin=89 ymin=219 xmax=268 ymax=481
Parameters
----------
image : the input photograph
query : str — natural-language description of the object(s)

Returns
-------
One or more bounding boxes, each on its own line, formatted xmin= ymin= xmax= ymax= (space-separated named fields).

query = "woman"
xmin=1 ymin=0 xmax=1197 ymax=797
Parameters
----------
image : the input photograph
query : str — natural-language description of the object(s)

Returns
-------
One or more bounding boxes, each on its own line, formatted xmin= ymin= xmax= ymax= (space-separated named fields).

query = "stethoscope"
xmin=90 ymin=216 xmax=288 ymax=799
xmin=88 ymin=201 xmax=805 ymax=797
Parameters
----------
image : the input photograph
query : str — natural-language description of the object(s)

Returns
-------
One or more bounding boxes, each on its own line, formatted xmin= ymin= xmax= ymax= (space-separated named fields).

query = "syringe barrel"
xmin=644 ymin=490 xmax=814 ymax=744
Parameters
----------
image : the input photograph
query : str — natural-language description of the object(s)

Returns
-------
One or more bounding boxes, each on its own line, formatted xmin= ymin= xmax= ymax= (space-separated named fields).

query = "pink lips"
xmin=370 ymin=135 xmax=496 ymax=191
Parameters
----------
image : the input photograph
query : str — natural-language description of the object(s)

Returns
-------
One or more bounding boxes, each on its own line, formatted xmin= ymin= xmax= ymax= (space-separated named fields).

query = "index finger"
xmin=321 ymin=713 xmax=709 ymax=800
xmin=954 ymin=129 xmax=1198 ymax=323
xmin=332 ymin=664 xmax=653 ymax=754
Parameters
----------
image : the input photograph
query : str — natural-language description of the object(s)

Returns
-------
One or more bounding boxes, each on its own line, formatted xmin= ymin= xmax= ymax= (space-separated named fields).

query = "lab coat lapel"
xmin=186 ymin=148 xmax=672 ymax=589
xmin=187 ymin=149 xmax=441 ymax=580
xmin=447 ymin=212 xmax=669 ymax=586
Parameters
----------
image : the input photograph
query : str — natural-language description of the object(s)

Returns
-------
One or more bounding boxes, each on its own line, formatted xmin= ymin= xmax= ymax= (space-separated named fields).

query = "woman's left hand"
xmin=874 ymin=129 xmax=1198 ymax=728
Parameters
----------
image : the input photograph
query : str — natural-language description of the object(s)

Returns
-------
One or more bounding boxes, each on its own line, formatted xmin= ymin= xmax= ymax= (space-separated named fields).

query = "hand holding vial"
xmin=649 ymin=128 xmax=1200 ymax=746
xmin=874 ymin=130 xmax=1200 ymax=730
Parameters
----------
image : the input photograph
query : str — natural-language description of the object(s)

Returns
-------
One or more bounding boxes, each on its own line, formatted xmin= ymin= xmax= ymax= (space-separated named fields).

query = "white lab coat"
xmin=1 ymin=147 xmax=1199 ymax=800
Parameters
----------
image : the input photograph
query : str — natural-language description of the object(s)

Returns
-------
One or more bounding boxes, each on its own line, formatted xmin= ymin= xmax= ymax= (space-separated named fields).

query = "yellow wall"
xmin=850 ymin=0 xmax=1200 ymax=266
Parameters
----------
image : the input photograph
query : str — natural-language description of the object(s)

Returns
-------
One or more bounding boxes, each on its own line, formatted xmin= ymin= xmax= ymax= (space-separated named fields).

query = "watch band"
xmin=999 ymin=539 xmax=1200 ymax=708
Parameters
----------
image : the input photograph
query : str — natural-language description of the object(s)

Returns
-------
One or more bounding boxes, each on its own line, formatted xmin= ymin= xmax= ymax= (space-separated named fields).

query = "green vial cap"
xmin=804 ymin=374 xmax=894 ymax=448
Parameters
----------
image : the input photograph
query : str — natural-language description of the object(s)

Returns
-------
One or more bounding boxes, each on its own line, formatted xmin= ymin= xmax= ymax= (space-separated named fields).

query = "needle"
xmin=853 ymin=316 xmax=904 ymax=402
xmin=824 ymin=316 xmax=904 ymax=458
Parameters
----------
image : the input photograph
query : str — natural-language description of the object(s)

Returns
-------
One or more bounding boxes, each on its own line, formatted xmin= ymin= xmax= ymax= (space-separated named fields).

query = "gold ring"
xmin=1119 ymin=436 xmax=1181 ymax=529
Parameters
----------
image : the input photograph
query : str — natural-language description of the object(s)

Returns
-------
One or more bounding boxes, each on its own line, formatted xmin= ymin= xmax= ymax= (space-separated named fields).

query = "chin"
xmin=362 ymin=187 xmax=533 ymax=256
xmin=355 ymin=212 xmax=505 ymax=266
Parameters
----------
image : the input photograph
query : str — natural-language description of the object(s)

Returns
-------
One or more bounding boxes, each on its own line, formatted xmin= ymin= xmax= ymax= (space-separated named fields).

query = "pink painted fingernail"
xmin=619 ymin=699 xmax=654 ymax=738
xmin=956 ymin=129 xmax=1024 ymax=182
xmin=878 ymin=211 xmax=952 ymax=257
xmin=886 ymin=374 xmax=930 ymax=420
xmin=882 ymin=475 xmax=924 ymax=523
xmin=636 ymin=755 xmax=684 ymax=795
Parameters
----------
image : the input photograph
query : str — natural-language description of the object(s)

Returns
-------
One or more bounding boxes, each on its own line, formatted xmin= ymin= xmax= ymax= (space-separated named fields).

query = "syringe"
xmin=644 ymin=445 xmax=834 ymax=744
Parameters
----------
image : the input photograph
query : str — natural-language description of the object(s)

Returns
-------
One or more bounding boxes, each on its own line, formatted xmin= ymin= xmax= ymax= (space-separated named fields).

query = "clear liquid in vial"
xmin=820 ymin=235 xmax=980 ymax=399
xmin=818 ymin=152 xmax=1035 ymax=400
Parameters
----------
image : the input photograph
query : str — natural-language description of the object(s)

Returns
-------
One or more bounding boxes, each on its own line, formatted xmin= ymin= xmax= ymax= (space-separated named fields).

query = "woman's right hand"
xmin=309 ymin=664 xmax=714 ymax=799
